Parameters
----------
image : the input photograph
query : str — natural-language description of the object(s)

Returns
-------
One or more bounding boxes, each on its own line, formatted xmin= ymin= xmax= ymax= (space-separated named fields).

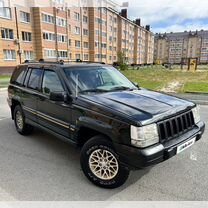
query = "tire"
xmin=14 ymin=105 xmax=33 ymax=135
xmin=80 ymin=135 xmax=130 ymax=189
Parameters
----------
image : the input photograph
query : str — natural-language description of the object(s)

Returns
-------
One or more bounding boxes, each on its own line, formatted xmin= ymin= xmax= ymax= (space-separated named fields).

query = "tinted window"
xmin=11 ymin=66 xmax=27 ymax=86
xmin=42 ymin=70 xmax=64 ymax=95
xmin=28 ymin=68 xmax=42 ymax=90
xmin=23 ymin=68 xmax=32 ymax=87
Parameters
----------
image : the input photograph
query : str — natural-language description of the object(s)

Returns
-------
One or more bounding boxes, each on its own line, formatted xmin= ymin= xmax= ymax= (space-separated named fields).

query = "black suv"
xmin=8 ymin=61 xmax=205 ymax=188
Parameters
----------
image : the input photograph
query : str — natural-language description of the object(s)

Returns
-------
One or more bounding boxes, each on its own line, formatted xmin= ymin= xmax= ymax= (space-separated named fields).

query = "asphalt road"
xmin=0 ymin=91 xmax=208 ymax=201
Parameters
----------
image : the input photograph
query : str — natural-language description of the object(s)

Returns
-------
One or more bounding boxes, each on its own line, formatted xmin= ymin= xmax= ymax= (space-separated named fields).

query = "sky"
xmin=118 ymin=0 xmax=208 ymax=33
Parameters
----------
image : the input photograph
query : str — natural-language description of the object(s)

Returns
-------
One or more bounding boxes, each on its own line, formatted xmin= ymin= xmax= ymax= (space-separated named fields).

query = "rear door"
xmin=21 ymin=67 xmax=43 ymax=123
xmin=36 ymin=68 xmax=72 ymax=138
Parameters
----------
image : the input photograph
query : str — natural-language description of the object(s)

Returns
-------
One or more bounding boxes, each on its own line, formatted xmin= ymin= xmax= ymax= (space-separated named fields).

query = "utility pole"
xmin=53 ymin=7 xmax=59 ymax=62
xmin=14 ymin=7 xmax=22 ymax=64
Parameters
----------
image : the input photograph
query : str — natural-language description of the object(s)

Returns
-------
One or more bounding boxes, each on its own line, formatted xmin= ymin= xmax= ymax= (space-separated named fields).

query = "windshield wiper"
xmin=109 ymin=86 xmax=135 ymax=91
xmin=80 ymin=89 xmax=109 ymax=93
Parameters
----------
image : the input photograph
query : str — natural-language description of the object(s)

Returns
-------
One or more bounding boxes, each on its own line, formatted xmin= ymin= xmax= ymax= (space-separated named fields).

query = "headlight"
xmin=131 ymin=124 xmax=159 ymax=148
xmin=192 ymin=106 xmax=200 ymax=124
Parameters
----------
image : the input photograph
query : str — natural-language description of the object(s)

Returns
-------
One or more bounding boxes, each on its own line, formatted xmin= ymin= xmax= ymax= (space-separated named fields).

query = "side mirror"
xmin=49 ymin=91 xmax=67 ymax=102
xmin=133 ymin=82 xmax=139 ymax=88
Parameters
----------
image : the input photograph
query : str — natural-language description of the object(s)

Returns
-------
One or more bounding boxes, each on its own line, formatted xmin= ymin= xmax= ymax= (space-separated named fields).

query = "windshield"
xmin=64 ymin=66 xmax=137 ymax=94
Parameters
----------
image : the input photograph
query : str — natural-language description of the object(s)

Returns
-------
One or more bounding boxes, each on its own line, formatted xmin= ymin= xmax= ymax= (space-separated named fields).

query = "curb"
xmin=169 ymin=93 xmax=208 ymax=105
xmin=190 ymin=100 xmax=208 ymax=105
xmin=185 ymin=91 xmax=208 ymax=96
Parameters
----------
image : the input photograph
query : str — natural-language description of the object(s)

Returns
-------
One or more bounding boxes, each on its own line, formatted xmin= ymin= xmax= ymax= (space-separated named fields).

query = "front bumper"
xmin=114 ymin=121 xmax=205 ymax=169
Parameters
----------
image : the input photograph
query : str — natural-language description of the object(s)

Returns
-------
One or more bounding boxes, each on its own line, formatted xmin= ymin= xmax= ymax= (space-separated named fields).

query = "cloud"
xmin=117 ymin=0 xmax=208 ymax=32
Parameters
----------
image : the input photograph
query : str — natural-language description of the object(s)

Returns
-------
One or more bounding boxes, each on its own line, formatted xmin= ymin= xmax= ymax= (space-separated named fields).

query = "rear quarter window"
xmin=10 ymin=66 xmax=27 ymax=86
xmin=27 ymin=68 xmax=43 ymax=90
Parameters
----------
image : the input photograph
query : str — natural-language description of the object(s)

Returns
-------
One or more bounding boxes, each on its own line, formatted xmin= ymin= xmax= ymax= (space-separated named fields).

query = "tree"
xmin=117 ymin=51 xmax=128 ymax=71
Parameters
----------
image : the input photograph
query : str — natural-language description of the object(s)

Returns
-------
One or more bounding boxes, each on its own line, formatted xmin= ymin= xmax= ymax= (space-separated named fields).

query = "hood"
xmin=80 ymin=89 xmax=195 ymax=125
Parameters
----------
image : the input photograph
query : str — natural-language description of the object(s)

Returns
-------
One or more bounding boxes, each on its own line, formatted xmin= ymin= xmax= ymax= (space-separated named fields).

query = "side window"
xmin=23 ymin=68 xmax=32 ymax=87
xmin=10 ymin=66 xmax=27 ymax=86
xmin=28 ymin=68 xmax=43 ymax=90
xmin=42 ymin=70 xmax=64 ymax=95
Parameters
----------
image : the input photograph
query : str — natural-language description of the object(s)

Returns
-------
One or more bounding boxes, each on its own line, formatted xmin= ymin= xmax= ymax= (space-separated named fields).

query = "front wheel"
xmin=80 ymin=135 xmax=129 ymax=189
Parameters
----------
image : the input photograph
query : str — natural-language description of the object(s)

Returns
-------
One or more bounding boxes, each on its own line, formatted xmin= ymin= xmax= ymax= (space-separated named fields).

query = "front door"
xmin=37 ymin=68 xmax=72 ymax=139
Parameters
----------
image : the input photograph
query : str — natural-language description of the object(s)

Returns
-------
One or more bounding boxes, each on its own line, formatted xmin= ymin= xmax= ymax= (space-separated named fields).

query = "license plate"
xmin=177 ymin=137 xmax=196 ymax=154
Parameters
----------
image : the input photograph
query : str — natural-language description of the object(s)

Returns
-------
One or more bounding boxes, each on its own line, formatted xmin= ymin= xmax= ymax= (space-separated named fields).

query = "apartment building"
xmin=0 ymin=6 xmax=36 ymax=69
xmin=154 ymin=30 xmax=208 ymax=64
xmin=0 ymin=4 xmax=154 ymax=72
xmin=88 ymin=7 xmax=118 ymax=64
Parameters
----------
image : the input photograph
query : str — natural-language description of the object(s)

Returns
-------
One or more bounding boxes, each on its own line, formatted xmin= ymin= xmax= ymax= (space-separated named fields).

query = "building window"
xmin=43 ymin=31 xmax=55 ymax=41
xmin=74 ymin=12 xmax=80 ymax=21
xmin=58 ymin=50 xmax=68 ymax=58
xmin=95 ymin=54 xmax=101 ymax=59
xmin=84 ymin=42 xmax=89 ymax=48
xmin=75 ymin=40 xmax=81 ymax=48
xmin=42 ymin=13 xmax=54 ymax=24
xmin=44 ymin=49 xmax=56 ymax=58
xmin=74 ymin=26 xmax=80 ymax=35
xmin=101 ymin=43 xmax=106 ymax=48
xmin=24 ymin=51 xmax=33 ymax=60
xmin=69 ymin=39 xmax=71 ymax=46
xmin=57 ymin=34 xmax=67 ymax=42
xmin=75 ymin=54 xmax=81 ymax=59
xmin=22 ymin=31 xmax=32 ymax=41
xmin=20 ymin=11 xmax=30 ymax=23
xmin=0 ymin=7 xmax=11 ymax=19
xmin=83 ymin=29 xmax=88 ymax=36
xmin=84 ymin=54 xmax=89 ymax=60
xmin=102 ymin=8 xmax=107 ymax=14
xmin=1 ymin=28 xmax=14 ymax=39
xmin=3 ymin=49 xmax=16 ymax=60
xmin=83 ymin=15 xmax=88 ymax=23
xmin=56 ymin=17 xmax=66 ymax=27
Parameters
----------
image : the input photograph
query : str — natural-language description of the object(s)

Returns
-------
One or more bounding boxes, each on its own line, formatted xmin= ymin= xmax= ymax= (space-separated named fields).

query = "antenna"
xmin=75 ymin=74 xmax=79 ymax=98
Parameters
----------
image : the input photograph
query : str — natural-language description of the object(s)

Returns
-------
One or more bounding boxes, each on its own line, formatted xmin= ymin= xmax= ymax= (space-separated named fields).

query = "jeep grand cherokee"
xmin=7 ymin=61 xmax=205 ymax=188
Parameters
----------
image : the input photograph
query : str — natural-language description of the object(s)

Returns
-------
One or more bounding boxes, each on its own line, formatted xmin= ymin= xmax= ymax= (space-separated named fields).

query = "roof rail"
xmin=24 ymin=59 xmax=63 ymax=65
xmin=63 ymin=59 xmax=106 ymax=64
xmin=24 ymin=59 xmax=106 ymax=65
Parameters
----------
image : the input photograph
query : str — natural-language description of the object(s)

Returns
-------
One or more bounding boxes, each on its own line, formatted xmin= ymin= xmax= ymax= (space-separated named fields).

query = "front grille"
xmin=157 ymin=110 xmax=195 ymax=142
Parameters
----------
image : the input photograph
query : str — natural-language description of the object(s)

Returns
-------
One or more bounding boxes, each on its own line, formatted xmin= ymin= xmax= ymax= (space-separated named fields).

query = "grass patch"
xmin=0 ymin=75 xmax=11 ymax=88
xmin=137 ymin=80 xmax=163 ymax=90
xmin=122 ymin=68 xmax=208 ymax=93
xmin=183 ymin=82 xmax=208 ymax=93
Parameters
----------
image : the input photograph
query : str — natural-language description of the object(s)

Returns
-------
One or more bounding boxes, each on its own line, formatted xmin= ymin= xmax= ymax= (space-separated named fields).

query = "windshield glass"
xmin=64 ymin=66 xmax=137 ymax=94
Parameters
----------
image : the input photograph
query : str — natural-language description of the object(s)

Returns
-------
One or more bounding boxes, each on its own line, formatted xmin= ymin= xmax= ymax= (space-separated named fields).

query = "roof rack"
xmin=24 ymin=59 xmax=106 ymax=65
xmin=62 ymin=59 xmax=106 ymax=65
xmin=24 ymin=59 xmax=62 ymax=64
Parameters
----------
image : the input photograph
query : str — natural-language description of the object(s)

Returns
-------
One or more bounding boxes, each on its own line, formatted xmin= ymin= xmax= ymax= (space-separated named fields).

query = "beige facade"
xmin=0 ymin=5 xmax=154 ymax=71
xmin=154 ymin=31 xmax=208 ymax=64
